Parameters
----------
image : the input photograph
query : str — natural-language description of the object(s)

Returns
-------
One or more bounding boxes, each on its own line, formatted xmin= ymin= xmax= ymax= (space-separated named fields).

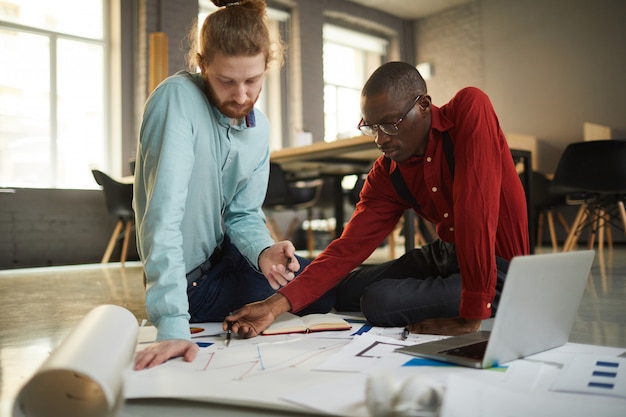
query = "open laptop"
xmin=395 ymin=250 xmax=595 ymax=368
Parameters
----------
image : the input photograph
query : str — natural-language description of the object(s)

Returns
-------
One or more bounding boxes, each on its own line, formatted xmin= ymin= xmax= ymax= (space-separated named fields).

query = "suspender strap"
xmin=442 ymin=130 xmax=454 ymax=179
xmin=384 ymin=130 xmax=454 ymax=209
xmin=384 ymin=157 xmax=420 ymax=210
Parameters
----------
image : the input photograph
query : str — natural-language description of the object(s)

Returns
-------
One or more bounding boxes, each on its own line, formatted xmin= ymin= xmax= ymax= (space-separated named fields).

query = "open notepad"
xmin=261 ymin=312 xmax=352 ymax=335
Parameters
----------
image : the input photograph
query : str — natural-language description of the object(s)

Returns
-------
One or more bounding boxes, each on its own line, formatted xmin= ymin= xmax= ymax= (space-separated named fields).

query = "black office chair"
xmin=263 ymin=163 xmax=323 ymax=255
xmin=348 ymin=174 xmax=435 ymax=259
xmin=550 ymin=140 xmax=626 ymax=252
xmin=302 ymin=177 xmax=341 ymax=254
xmin=92 ymin=169 xmax=135 ymax=264
xmin=521 ymin=171 xmax=570 ymax=252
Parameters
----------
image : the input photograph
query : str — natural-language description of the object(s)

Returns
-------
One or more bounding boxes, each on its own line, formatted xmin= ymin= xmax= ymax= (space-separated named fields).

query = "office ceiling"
xmin=346 ymin=0 xmax=473 ymax=19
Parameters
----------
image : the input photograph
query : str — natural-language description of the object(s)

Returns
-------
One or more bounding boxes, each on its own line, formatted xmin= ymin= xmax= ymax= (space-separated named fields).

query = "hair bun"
xmin=211 ymin=0 xmax=242 ymax=7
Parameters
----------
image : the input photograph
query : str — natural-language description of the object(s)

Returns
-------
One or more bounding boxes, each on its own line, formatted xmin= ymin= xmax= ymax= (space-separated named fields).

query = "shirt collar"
xmin=430 ymin=104 xmax=454 ymax=134
xmin=213 ymin=107 xmax=256 ymax=131
xmin=399 ymin=105 xmax=453 ymax=166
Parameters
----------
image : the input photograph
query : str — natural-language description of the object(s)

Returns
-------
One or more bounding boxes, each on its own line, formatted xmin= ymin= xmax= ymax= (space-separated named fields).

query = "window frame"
xmin=322 ymin=23 xmax=389 ymax=143
xmin=0 ymin=2 xmax=109 ymax=189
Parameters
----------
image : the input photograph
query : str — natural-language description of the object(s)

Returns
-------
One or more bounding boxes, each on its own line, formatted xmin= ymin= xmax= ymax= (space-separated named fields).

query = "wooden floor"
xmin=1 ymin=246 xmax=625 ymax=416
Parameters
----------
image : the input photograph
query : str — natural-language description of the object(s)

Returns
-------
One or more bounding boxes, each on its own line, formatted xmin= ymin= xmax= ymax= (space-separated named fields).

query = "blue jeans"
xmin=187 ymin=236 xmax=335 ymax=322
xmin=334 ymin=240 xmax=509 ymax=327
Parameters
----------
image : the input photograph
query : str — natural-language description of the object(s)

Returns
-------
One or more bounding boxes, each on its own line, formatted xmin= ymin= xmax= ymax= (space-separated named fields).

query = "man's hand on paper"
xmin=407 ymin=317 xmax=481 ymax=336
xmin=225 ymin=293 xmax=292 ymax=338
xmin=258 ymin=241 xmax=300 ymax=289
xmin=133 ymin=339 xmax=199 ymax=370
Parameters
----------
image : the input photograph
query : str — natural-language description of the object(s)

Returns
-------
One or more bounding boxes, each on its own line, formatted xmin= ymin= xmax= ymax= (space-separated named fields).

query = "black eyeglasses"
xmin=357 ymin=94 xmax=422 ymax=137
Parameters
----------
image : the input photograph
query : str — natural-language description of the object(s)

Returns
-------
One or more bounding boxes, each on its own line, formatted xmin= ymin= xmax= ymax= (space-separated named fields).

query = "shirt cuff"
xmin=278 ymin=284 xmax=303 ymax=313
xmin=459 ymin=289 xmax=493 ymax=320
xmin=155 ymin=315 xmax=191 ymax=341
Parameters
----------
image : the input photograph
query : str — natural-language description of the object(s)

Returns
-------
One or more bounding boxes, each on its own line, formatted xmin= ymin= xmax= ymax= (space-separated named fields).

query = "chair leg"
xmin=618 ymin=200 xmax=626 ymax=236
xmin=307 ymin=208 xmax=315 ymax=258
xmin=388 ymin=233 xmax=396 ymax=259
xmin=563 ymin=204 xmax=588 ymax=252
xmin=285 ymin=216 xmax=300 ymax=241
xmin=604 ymin=217 xmax=613 ymax=251
xmin=546 ymin=210 xmax=558 ymax=252
xmin=102 ymin=219 xmax=124 ymax=263
xmin=556 ymin=211 xmax=571 ymax=234
xmin=597 ymin=208 xmax=605 ymax=252
xmin=265 ymin=216 xmax=283 ymax=242
xmin=587 ymin=207 xmax=599 ymax=250
xmin=120 ymin=220 xmax=133 ymax=266
xmin=426 ymin=221 xmax=437 ymax=240
xmin=537 ymin=211 xmax=544 ymax=247
xmin=388 ymin=216 xmax=405 ymax=259
xmin=414 ymin=217 xmax=427 ymax=247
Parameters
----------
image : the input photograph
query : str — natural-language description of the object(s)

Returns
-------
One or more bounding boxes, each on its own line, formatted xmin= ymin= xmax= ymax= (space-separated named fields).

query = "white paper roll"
xmin=13 ymin=304 xmax=138 ymax=417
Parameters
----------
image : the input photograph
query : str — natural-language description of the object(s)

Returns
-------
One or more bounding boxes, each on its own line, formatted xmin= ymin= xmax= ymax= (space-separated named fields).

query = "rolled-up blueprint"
xmin=13 ymin=304 xmax=138 ymax=417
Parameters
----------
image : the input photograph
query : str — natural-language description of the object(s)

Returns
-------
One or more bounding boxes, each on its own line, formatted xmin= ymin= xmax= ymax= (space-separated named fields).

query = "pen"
xmin=402 ymin=326 xmax=410 ymax=340
xmin=225 ymin=313 xmax=233 ymax=347
xmin=286 ymin=257 xmax=293 ymax=274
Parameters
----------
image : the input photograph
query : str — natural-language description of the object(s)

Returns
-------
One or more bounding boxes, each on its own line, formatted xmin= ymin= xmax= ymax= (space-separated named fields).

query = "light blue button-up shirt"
xmin=134 ymin=71 xmax=275 ymax=341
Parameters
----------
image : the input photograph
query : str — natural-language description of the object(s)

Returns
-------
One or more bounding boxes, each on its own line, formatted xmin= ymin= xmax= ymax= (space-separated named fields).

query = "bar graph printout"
xmin=551 ymin=355 xmax=626 ymax=398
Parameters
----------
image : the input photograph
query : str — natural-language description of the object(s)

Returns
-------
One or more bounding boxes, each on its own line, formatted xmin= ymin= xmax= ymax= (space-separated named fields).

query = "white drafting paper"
xmin=13 ymin=304 xmax=138 ymax=417
xmin=441 ymin=372 xmax=626 ymax=417
xmin=125 ymin=334 xmax=355 ymax=414
xmin=284 ymin=372 xmax=369 ymax=417
xmin=316 ymin=331 xmax=451 ymax=373
xmin=551 ymin=355 xmax=626 ymax=398
xmin=286 ymin=332 xmax=498 ymax=416
xmin=289 ymin=366 xmax=457 ymax=417
xmin=286 ymin=357 xmax=498 ymax=417
xmin=315 ymin=332 xmax=417 ymax=372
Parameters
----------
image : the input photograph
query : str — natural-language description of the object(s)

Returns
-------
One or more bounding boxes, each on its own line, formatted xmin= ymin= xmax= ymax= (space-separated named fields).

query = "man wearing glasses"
xmin=227 ymin=61 xmax=529 ymax=337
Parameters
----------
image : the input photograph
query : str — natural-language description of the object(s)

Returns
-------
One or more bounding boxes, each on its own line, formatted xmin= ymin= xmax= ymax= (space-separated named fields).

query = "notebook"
xmin=395 ymin=250 xmax=595 ymax=368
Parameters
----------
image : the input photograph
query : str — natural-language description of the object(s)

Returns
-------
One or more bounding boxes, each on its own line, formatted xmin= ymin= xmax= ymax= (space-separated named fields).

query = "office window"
xmin=198 ymin=0 xmax=289 ymax=151
xmin=323 ymin=24 xmax=388 ymax=142
xmin=0 ymin=0 xmax=106 ymax=189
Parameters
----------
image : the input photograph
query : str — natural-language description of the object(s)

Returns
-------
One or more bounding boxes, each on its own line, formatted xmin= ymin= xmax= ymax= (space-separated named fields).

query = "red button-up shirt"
xmin=280 ymin=87 xmax=529 ymax=320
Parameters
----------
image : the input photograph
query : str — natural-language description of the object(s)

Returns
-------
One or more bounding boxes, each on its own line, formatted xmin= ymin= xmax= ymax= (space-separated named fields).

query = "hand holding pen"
xmin=258 ymin=241 xmax=300 ymax=290
xmin=224 ymin=318 xmax=233 ymax=347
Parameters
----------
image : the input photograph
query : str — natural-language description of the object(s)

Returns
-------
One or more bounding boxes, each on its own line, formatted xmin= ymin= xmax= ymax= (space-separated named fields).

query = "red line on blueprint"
xmin=202 ymin=352 xmax=215 ymax=371
xmin=237 ymin=360 xmax=260 ymax=380
xmin=289 ymin=340 xmax=350 ymax=368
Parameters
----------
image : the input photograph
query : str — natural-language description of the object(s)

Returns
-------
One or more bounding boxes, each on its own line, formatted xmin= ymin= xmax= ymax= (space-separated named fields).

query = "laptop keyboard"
xmin=439 ymin=340 xmax=488 ymax=360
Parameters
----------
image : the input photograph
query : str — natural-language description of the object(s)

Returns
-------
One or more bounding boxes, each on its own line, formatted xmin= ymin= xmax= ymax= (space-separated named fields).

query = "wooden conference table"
xmin=270 ymin=135 xmax=534 ymax=253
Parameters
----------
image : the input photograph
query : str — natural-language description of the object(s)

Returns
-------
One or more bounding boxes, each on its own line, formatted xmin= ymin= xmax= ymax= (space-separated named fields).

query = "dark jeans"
xmin=187 ymin=236 xmax=335 ymax=322
xmin=334 ymin=240 xmax=509 ymax=327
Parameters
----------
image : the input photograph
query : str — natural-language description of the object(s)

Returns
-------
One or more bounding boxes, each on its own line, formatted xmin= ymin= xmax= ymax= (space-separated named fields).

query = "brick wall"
xmin=0 ymin=188 xmax=137 ymax=269
xmin=415 ymin=2 xmax=484 ymax=105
